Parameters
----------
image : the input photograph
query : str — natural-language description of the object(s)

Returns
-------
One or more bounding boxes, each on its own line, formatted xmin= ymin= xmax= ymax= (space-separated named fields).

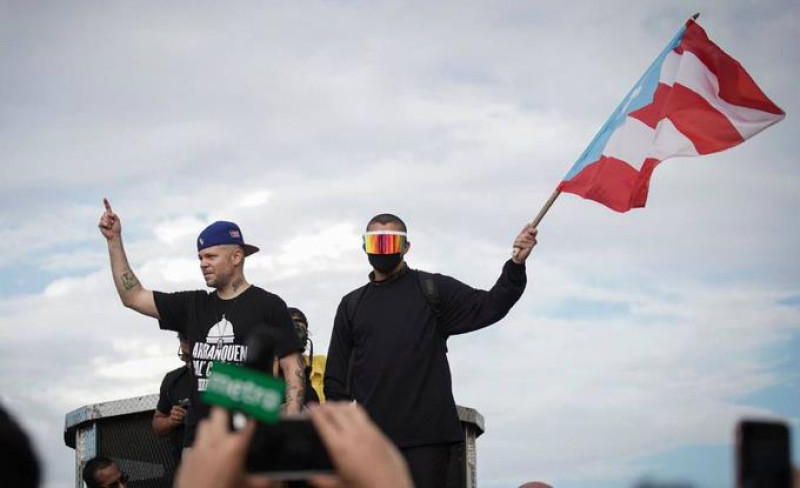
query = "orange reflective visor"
xmin=363 ymin=231 xmax=407 ymax=254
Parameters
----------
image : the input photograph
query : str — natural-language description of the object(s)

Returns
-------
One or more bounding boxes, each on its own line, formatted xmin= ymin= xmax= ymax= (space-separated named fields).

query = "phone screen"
xmin=736 ymin=419 xmax=791 ymax=488
xmin=246 ymin=415 xmax=334 ymax=479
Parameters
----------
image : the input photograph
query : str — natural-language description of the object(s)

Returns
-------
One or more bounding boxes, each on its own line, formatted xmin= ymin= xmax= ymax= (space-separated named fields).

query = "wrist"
xmin=510 ymin=256 xmax=527 ymax=266
xmin=107 ymin=236 xmax=123 ymax=248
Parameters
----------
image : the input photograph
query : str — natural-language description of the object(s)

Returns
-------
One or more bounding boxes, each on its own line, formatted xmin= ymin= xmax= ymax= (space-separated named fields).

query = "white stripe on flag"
xmin=661 ymin=50 xmax=783 ymax=139
xmin=604 ymin=115 xmax=699 ymax=169
xmin=603 ymin=117 xmax=655 ymax=171
xmin=651 ymin=118 xmax=700 ymax=160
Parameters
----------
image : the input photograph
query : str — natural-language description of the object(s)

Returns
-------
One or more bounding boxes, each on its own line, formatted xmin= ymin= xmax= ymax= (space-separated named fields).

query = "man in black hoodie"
xmin=325 ymin=213 xmax=538 ymax=488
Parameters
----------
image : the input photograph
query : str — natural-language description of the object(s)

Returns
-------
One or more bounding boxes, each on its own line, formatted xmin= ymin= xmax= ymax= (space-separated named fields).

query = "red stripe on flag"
xmin=677 ymin=21 xmax=784 ymax=115
xmin=559 ymin=156 xmax=661 ymax=212
xmin=629 ymin=82 xmax=744 ymax=154
xmin=630 ymin=83 xmax=671 ymax=129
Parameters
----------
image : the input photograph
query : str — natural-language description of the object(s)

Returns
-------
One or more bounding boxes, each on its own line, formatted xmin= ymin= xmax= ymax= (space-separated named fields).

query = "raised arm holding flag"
xmin=515 ymin=14 xmax=785 ymax=257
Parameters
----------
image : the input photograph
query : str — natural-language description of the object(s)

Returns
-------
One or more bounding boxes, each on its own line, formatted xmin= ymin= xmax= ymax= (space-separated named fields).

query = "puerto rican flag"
xmin=559 ymin=19 xmax=785 ymax=212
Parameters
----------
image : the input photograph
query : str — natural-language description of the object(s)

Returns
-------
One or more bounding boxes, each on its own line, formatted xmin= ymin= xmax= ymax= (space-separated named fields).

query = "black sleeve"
xmin=323 ymin=298 xmax=354 ymax=402
xmin=153 ymin=291 xmax=196 ymax=334
xmin=438 ymin=259 xmax=527 ymax=336
xmin=270 ymin=296 xmax=303 ymax=359
xmin=156 ymin=372 xmax=172 ymax=414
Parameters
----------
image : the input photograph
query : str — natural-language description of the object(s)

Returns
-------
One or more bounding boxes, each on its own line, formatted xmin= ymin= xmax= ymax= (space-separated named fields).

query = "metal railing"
xmin=65 ymin=397 xmax=485 ymax=488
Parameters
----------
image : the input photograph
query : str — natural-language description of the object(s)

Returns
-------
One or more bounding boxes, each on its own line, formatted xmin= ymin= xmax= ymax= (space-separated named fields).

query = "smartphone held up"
xmin=736 ymin=419 xmax=792 ymax=488
xmin=202 ymin=329 xmax=333 ymax=479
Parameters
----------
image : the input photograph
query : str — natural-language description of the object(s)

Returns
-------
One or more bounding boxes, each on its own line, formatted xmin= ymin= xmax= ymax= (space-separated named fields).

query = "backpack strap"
xmin=416 ymin=270 xmax=448 ymax=351
xmin=345 ymin=286 xmax=368 ymax=324
xmin=342 ymin=272 xmax=447 ymax=397
xmin=342 ymin=285 xmax=368 ymax=399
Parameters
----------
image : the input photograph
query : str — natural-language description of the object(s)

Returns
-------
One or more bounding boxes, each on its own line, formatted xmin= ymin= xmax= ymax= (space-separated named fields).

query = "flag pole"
xmin=511 ymin=12 xmax=700 ymax=258
xmin=530 ymin=188 xmax=561 ymax=228
xmin=511 ymin=187 xmax=561 ymax=258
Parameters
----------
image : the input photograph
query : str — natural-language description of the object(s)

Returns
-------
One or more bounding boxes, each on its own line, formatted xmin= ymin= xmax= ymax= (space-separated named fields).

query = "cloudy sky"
xmin=1 ymin=1 xmax=798 ymax=487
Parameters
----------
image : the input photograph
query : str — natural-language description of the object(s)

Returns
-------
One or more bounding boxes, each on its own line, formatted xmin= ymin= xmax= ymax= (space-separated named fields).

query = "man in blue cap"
xmin=98 ymin=198 xmax=305 ymax=449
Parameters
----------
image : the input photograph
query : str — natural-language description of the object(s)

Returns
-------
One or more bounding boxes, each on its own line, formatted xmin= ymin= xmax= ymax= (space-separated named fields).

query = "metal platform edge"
xmin=64 ymin=394 xmax=159 ymax=448
xmin=456 ymin=405 xmax=485 ymax=437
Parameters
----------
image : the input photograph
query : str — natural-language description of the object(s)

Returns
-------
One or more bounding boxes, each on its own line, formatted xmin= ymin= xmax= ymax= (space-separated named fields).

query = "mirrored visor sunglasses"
xmin=363 ymin=231 xmax=407 ymax=254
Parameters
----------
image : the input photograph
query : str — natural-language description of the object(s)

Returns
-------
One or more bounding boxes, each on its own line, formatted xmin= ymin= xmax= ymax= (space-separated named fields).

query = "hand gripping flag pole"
xmin=513 ymin=13 xmax=784 ymax=257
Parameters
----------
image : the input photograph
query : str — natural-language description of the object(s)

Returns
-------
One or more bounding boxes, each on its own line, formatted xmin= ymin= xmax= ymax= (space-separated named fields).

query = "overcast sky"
xmin=1 ymin=1 xmax=798 ymax=487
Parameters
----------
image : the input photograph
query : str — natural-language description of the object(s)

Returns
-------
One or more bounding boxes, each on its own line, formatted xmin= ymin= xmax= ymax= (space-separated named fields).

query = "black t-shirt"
xmin=324 ymin=259 xmax=527 ymax=448
xmin=156 ymin=365 xmax=193 ymax=466
xmin=154 ymin=285 xmax=302 ymax=446
xmin=156 ymin=365 xmax=194 ymax=415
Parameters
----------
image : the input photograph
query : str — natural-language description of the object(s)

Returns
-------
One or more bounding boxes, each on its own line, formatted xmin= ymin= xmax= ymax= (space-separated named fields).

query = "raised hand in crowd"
xmin=307 ymin=402 xmax=413 ymax=488
xmin=168 ymin=405 xmax=188 ymax=426
xmin=173 ymin=407 xmax=271 ymax=488
xmin=153 ymin=404 xmax=188 ymax=436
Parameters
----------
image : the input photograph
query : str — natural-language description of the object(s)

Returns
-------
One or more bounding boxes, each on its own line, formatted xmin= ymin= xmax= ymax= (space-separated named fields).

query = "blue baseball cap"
xmin=197 ymin=221 xmax=259 ymax=256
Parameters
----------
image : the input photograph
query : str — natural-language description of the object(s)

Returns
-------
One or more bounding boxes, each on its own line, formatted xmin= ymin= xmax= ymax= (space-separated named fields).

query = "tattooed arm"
xmin=279 ymin=351 xmax=305 ymax=414
xmin=98 ymin=198 xmax=159 ymax=318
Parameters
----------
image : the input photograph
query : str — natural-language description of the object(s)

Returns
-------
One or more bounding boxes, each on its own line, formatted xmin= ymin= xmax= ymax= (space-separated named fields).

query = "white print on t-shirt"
xmin=208 ymin=315 xmax=235 ymax=346
xmin=192 ymin=315 xmax=249 ymax=391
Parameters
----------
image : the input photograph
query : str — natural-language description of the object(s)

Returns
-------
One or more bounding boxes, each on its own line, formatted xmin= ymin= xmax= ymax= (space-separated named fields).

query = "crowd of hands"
xmin=174 ymin=402 xmax=413 ymax=488
xmin=174 ymin=400 xmax=800 ymax=488
xmin=175 ymin=403 xmax=800 ymax=488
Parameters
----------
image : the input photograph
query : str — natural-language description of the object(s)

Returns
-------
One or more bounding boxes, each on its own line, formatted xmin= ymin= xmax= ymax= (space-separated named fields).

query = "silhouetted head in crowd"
xmin=82 ymin=455 xmax=129 ymax=488
xmin=0 ymin=404 xmax=40 ymax=488
xmin=177 ymin=331 xmax=190 ymax=365
xmin=288 ymin=307 xmax=309 ymax=350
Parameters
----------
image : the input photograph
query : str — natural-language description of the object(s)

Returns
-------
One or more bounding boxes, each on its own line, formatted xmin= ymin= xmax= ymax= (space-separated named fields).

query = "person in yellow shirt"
xmin=288 ymin=307 xmax=326 ymax=404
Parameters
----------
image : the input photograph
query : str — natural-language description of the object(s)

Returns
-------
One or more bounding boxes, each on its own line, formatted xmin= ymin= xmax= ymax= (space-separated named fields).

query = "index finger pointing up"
xmin=103 ymin=198 xmax=113 ymax=214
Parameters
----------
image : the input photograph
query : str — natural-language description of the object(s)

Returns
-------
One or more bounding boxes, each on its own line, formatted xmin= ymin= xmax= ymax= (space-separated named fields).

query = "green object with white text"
xmin=202 ymin=362 xmax=285 ymax=424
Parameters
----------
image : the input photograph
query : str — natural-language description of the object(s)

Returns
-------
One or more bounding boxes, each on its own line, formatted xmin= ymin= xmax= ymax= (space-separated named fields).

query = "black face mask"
xmin=293 ymin=322 xmax=309 ymax=349
xmin=368 ymin=253 xmax=403 ymax=273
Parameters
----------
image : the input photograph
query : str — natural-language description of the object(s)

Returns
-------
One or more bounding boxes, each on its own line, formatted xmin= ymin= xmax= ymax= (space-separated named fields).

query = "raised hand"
xmin=174 ymin=407 xmax=272 ymax=488
xmin=169 ymin=405 xmax=188 ymax=426
xmin=308 ymin=402 xmax=413 ymax=488
xmin=98 ymin=198 xmax=121 ymax=241
xmin=98 ymin=197 xmax=159 ymax=318
xmin=511 ymin=223 xmax=538 ymax=264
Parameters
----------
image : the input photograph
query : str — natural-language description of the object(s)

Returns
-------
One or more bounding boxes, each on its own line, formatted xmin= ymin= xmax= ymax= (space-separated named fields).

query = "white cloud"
xmin=154 ymin=216 xmax=207 ymax=245
xmin=237 ymin=190 xmax=271 ymax=209
xmin=449 ymin=276 xmax=800 ymax=485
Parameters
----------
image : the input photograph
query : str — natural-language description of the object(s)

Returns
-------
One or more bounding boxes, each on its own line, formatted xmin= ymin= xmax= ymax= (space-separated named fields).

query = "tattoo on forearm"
xmin=286 ymin=385 xmax=303 ymax=408
xmin=120 ymin=270 xmax=140 ymax=291
xmin=286 ymin=355 xmax=306 ymax=407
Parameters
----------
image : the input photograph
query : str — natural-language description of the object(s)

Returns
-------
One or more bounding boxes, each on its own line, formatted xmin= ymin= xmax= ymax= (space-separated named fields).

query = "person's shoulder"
xmin=169 ymin=364 xmax=190 ymax=376
xmin=248 ymin=285 xmax=280 ymax=299
xmin=411 ymin=268 xmax=450 ymax=282
xmin=158 ymin=289 xmax=209 ymax=300
xmin=247 ymin=286 xmax=288 ymax=307
xmin=413 ymin=268 xmax=468 ymax=295
xmin=161 ymin=365 xmax=187 ymax=383
xmin=155 ymin=289 xmax=211 ymax=308
xmin=345 ymin=283 xmax=369 ymax=295
xmin=342 ymin=283 xmax=369 ymax=302
xmin=412 ymin=267 xmax=438 ymax=276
